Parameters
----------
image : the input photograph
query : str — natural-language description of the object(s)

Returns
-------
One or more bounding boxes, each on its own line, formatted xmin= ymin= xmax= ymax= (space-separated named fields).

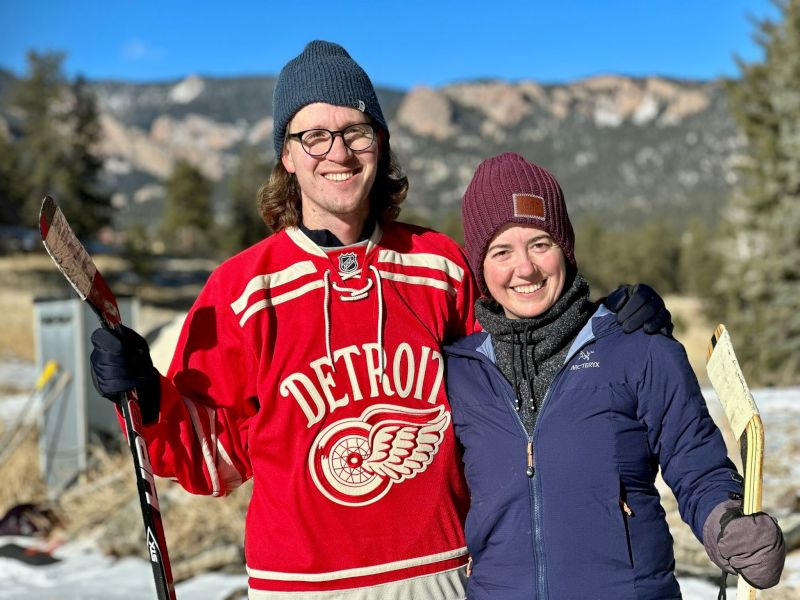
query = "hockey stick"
xmin=39 ymin=196 xmax=176 ymax=600
xmin=706 ymin=324 xmax=764 ymax=600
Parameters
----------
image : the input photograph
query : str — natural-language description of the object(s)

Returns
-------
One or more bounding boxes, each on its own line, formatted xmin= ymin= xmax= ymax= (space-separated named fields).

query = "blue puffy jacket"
xmin=444 ymin=306 xmax=742 ymax=600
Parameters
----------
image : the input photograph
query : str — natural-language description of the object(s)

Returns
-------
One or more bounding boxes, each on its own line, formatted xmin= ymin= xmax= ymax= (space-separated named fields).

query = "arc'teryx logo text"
xmin=571 ymin=349 xmax=600 ymax=370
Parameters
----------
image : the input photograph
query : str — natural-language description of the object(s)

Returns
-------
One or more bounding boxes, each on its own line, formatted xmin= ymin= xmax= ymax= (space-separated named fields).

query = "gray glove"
xmin=703 ymin=498 xmax=786 ymax=589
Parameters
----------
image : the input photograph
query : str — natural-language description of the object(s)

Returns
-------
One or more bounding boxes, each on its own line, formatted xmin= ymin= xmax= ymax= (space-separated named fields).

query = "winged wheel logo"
xmin=308 ymin=404 xmax=450 ymax=506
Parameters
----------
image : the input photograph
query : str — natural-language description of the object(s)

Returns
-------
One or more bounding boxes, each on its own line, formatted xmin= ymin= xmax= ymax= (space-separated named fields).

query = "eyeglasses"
xmin=286 ymin=123 xmax=376 ymax=157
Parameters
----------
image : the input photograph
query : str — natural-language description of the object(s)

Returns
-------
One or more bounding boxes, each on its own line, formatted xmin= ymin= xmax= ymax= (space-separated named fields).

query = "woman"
xmin=445 ymin=152 xmax=785 ymax=599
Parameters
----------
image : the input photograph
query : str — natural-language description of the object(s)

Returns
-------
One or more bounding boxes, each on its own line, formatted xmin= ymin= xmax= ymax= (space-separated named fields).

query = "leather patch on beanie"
xmin=513 ymin=194 xmax=546 ymax=220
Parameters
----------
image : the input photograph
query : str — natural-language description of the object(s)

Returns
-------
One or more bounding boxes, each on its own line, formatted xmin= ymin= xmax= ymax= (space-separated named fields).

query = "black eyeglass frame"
xmin=286 ymin=122 xmax=377 ymax=157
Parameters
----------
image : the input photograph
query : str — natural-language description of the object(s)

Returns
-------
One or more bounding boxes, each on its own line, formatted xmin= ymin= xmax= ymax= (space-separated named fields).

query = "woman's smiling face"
xmin=483 ymin=224 xmax=567 ymax=320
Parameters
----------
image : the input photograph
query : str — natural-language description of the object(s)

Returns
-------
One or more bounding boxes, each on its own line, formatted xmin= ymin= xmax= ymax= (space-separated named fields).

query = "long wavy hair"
xmin=257 ymin=132 xmax=409 ymax=232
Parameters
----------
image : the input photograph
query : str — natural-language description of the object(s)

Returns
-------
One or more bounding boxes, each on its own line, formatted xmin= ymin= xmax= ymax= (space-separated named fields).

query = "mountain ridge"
xmin=0 ymin=70 xmax=741 ymax=231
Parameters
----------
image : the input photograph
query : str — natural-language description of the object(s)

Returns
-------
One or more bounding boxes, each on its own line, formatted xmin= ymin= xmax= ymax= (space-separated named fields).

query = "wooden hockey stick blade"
xmin=39 ymin=196 xmax=122 ymax=329
xmin=38 ymin=196 xmax=176 ymax=600
xmin=706 ymin=324 xmax=764 ymax=600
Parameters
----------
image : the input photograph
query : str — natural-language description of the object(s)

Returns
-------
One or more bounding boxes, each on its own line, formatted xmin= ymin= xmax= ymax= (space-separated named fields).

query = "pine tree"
xmin=161 ymin=160 xmax=214 ymax=255
xmin=10 ymin=52 xmax=110 ymax=238
xmin=0 ymin=134 xmax=24 ymax=225
xmin=60 ymin=75 xmax=111 ymax=234
xmin=679 ymin=218 xmax=722 ymax=297
xmin=713 ymin=0 xmax=800 ymax=384
xmin=575 ymin=218 xmax=682 ymax=297
xmin=11 ymin=51 xmax=66 ymax=226
xmin=218 ymin=145 xmax=271 ymax=255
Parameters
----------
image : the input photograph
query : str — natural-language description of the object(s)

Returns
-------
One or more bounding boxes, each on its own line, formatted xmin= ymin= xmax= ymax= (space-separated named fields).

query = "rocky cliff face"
xmin=3 ymin=71 xmax=742 ymax=229
xmin=390 ymin=75 xmax=740 ymax=226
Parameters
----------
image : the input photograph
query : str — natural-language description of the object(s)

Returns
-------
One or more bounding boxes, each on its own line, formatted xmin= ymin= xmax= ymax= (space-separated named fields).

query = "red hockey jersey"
xmin=143 ymin=222 xmax=478 ymax=598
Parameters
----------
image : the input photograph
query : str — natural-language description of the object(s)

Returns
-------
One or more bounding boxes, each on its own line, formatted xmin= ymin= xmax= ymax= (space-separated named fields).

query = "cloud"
xmin=121 ymin=39 xmax=164 ymax=61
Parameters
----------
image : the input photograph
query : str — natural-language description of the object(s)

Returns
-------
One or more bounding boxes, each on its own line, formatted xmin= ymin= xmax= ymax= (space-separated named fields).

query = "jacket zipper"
xmin=526 ymin=440 xmax=534 ymax=478
xmin=528 ymin=374 xmax=566 ymax=600
xmin=530 ymin=445 xmax=546 ymax=600
xmin=525 ymin=334 xmax=601 ymax=599
xmin=500 ymin=369 xmax=562 ymax=600
xmin=498 ymin=378 xmax=544 ymax=598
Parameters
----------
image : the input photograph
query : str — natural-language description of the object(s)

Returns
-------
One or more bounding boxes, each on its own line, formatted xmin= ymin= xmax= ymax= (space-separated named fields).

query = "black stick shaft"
xmin=118 ymin=389 xmax=175 ymax=600
xmin=94 ymin=305 xmax=176 ymax=600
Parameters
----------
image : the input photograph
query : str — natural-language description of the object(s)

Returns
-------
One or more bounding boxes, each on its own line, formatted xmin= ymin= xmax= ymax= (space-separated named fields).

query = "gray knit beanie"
xmin=462 ymin=152 xmax=576 ymax=297
xmin=272 ymin=40 xmax=388 ymax=156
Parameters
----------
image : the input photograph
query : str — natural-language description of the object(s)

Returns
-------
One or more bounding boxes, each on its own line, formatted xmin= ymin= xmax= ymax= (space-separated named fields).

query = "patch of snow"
xmin=753 ymin=387 xmax=800 ymax=412
xmin=0 ymin=517 xmax=792 ymax=599
xmin=0 ymin=540 xmax=737 ymax=600
xmin=169 ymin=75 xmax=205 ymax=104
xmin=0 ymin=391 xmax=37 ymax=423
xmin=632 ymin=94 xmax=659 ymax=125
xmin=678 ymin=577 xmax=734 ymax=598
xmin=0 ymin=359 xmax=37 ymax=391
xmin=0 ymin=540 xmax=246 ymax=599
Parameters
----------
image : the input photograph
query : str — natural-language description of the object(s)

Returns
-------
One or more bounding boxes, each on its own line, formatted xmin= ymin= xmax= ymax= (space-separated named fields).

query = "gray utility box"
xmin=33 ymin=295 xmax=139 ymax=495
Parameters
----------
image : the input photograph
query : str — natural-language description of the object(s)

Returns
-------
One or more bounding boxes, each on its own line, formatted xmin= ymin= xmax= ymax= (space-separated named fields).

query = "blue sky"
xmin=0 ymin=1 xmax=781 ymax=90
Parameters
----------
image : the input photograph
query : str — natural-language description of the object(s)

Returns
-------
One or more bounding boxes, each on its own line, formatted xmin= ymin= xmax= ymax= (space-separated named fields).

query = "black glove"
xmin=604 ymin=283 xmax=673 ymax=336
xmin=703 ymin=499 xmax=785 ymax=589
xmin=90 ymin=324 xmax=161 ymax=424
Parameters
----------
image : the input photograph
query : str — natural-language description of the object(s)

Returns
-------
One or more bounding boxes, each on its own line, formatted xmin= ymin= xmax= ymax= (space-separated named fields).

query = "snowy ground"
xmin=0 ymin=539 xmax=246 ymax=599
xmin=4 ymin=548 xmax=799 ymax=599
xmin=1 ymin=360 xmax=798 ymax=599
xmin=0 ymin=542 xmax=744 ymax=599
xmin=0 ymin=539 xmax=732 ymax=600
xmin=0 ymin=358 xmax=38 ymax=422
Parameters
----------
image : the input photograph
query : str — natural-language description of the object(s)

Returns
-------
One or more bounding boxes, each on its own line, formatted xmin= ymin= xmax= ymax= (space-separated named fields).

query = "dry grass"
xmin=0 ymin=426 xmax=250 ymax=582
xmin=0 ymin=253 xmax=78 ymax=362
xmin=54 ymin=441 xmax=251 ymax=579
xmin=665 ymin=294 xmax=715 ymax=386
xmin=0 ymin=287 xmax=37 ymax=362
xmin=0 ymin=427 xmax=49 ymax=509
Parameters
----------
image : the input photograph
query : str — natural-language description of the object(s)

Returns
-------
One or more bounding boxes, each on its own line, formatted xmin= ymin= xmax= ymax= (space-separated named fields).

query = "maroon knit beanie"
xmin=462 ymin=152 xmax=576 ymax=296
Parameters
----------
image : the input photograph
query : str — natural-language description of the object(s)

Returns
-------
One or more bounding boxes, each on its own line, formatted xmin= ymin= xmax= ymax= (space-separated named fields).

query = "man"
xmin=90 ymin=40 xmax=671 ymax=599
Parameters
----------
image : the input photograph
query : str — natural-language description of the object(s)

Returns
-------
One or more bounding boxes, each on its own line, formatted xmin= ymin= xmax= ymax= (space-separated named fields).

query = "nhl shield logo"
xmin=338 ymin=252 xmax=359 ymax=274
